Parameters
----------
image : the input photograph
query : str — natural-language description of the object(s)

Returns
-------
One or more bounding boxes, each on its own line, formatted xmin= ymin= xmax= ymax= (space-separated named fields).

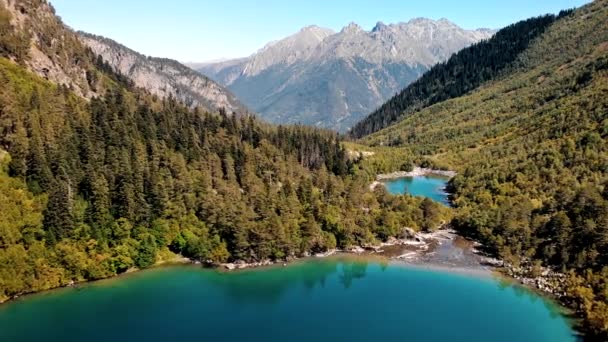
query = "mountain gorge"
xmin=195 ymin=20 xmax=494 ymax=131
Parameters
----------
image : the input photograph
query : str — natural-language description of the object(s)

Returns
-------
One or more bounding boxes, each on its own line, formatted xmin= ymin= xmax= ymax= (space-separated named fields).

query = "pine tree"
xmin=43 ymin=177 xmax=75 ymax=243
xmin=7 ymin=122 xmax=28 ymax=179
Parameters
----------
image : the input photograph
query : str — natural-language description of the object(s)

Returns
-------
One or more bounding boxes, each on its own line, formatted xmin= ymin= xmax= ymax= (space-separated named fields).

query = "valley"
xmin=0 ymin=0 xmax=606 ymax=340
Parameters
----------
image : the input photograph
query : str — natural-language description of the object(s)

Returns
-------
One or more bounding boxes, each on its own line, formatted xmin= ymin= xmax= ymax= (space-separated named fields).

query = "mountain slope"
xmin=0 ymin=0 xmax=449 ymax=304
xmin=360 ymin=1 xmax=608 ymax=337
xmin=350 ymin=12 xmax=570 ymax=138
xmin=0 ymin=0 xmax=103 ymax=97
xmin=197 ymin=21 xmax=494 ymax=131
xmin=79 ymin=33 xmax=247 ymax=114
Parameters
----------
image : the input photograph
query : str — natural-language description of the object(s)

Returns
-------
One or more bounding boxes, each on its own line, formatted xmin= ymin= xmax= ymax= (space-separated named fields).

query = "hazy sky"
xmin=50 ymin=0 xmax=589 ymax=62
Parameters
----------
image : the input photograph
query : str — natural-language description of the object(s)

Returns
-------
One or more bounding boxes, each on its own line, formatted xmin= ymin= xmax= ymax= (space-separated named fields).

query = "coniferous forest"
xmin=0 ymin=57 xmax=452 ymax=299
xmin=0 ymin=1 xmax=448 ymax=303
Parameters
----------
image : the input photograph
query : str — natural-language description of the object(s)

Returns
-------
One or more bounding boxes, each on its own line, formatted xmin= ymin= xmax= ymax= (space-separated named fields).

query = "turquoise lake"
xmin=382 ymin=175 xmax=451 ymax=204
xmin=0 ymin=257 xmax=576 ymax=342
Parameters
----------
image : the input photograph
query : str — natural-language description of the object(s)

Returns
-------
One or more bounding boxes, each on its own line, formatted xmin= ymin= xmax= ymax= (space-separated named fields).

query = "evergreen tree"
xmin=43 ymin=178 xmax=75 ymax=242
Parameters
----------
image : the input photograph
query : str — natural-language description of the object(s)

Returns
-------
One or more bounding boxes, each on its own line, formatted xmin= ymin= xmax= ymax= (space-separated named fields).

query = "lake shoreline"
xmin=370 ymin=166 xmax=456 ymax=191
xmin=0 ymin=229 xmax=563 ymax=308
xmin=0 ymin=250 xmax=577 ymax=342
xmin=209 ymin=229 xmax=584 ymax=337
xmin=498 ymin=261 xmax=585 ymax=336
xmin=0 ymin=255 xmax=194 ymax=305
xmin=216 ymin=228 xmax=498 ymax=276
xmin=0 ymin=229 xmax=582 ymax=340
xmin=0 ymin=228 xmax=492 ymax=305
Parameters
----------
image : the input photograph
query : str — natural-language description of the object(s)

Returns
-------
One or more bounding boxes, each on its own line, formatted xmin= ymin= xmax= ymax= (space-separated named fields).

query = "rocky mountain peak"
xmin=241 ymin=25 xmax=334 ymax=76
xmin=299 ymin=25 xmax=327 ymax=34
xmin=197 ymin=18 xmax=495 ymax=131
xmin=407 ymin=17 xmax=434 ymax=25
xmin=341 ymin=22 xmax=364 ymax=34
xmin=438 ymin=18 xmax=455 ymax=25
xmin=372 ymin=21 xmax=389 ymax=33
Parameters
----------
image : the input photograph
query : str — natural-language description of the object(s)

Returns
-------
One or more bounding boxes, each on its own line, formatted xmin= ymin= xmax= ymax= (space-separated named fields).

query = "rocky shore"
xmin=502 ymin=261 xmax=568 ymax=299
xmin=213 ymin=226 xmax=497 ymax=277
xmin=181 ymin=224 xmax=570 ymax=307
xmin=214 ymin=229 xmax=436 ymax=271
xmin=152 ymin=225 xmax=566 ymax=310
xmin=211 ymin=226 xmax=575 ymax=301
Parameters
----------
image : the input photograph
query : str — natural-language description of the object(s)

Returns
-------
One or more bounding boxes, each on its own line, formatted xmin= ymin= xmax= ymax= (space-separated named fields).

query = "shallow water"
xmin=0 ymin=257 xmax=576 ymax=342
xmin=381 ymin=175 xmax=450 ymax=204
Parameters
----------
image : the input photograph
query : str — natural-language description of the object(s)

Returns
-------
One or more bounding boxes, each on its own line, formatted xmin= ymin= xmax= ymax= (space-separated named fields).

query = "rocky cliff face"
xmin=80 ymin=33 xmax=247 ymax=114
xmin=196 ymin=19 xmax=495 ymax=131
xmin=242 ymin=25 xmax=335 ymax=77
xmin=0 ymin=0 xmax=98 ymax=98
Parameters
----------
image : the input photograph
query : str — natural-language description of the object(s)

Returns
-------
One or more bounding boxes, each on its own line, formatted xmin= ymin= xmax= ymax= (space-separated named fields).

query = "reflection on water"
xmin=495 ymin=276 xmax=565 ymax=320
xmin=382 ymin=175 xmax=450 ymax=205
xmin=0 ymin=256 xmax=576 ymax=342
xmin=206 ymin=257 xmax=375 ymax=303
xmin=206 ymin=260 xmax=339 ymax=304
xmin=339 ymin=261 xmax=368 ymax=288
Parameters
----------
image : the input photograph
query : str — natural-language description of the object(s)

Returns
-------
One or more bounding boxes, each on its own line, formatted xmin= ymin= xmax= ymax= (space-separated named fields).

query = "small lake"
xmin=0 ymin=257 xmax=576 ymax=342
xmin=382 ymin=175 xmax=450 ymax=205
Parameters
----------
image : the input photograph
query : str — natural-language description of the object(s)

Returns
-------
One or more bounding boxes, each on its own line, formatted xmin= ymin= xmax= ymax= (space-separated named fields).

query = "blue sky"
xmin=50 ymin=0 xmax=589 ymax=62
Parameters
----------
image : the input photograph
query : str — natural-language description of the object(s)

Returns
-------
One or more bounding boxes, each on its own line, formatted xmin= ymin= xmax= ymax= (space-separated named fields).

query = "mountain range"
xmin=194 ymin=20 xmax=495 ymax=131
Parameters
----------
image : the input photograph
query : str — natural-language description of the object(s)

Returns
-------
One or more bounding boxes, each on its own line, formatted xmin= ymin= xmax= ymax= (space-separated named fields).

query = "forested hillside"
xmin=0 ymin=0 xmax=450 ymax=302
xmin=349 ymin=10 xmax=571 ymax=138
xmin=359 ymin=0 xmax=608 ymax=338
